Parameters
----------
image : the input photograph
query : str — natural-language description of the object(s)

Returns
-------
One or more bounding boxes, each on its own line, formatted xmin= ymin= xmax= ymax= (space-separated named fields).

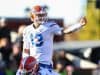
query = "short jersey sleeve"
xmin=50 ymin=24 xmax=63 ymax=35
xmin=23 ymin=27 xmax=30 ymax=49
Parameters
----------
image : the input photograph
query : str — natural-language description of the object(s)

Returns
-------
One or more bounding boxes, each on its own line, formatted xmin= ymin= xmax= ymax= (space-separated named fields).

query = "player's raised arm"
xmin=63 ymin=17 xmax=87 ymax=34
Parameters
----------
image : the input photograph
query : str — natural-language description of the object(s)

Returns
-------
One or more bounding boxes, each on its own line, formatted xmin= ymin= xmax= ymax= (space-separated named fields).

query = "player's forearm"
xmin=63 ymin=23 xmax=83 ymax=34
xmin=22 ymin=49 xmax=30 ymax=58
xmin=16 ymin=49 xmax=30 ymax=75
xmin=18 ymin=49 xmax=30 ymax=69
xmin=22 ymin=42 xmax=30 ymax=58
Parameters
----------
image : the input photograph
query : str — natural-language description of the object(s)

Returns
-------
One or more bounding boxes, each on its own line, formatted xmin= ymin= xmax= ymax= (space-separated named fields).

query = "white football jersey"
xmin=22 ymin=21 xmax=62 ymax=65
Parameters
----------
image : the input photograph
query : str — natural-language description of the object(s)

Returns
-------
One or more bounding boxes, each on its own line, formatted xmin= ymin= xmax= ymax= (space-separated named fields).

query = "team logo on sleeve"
xmin=30 ymin=33 xmax=44 ymax=47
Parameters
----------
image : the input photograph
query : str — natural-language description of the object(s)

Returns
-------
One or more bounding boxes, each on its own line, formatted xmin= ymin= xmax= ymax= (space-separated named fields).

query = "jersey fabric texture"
xmin=22 ymin=21 xmax=62 ymax=65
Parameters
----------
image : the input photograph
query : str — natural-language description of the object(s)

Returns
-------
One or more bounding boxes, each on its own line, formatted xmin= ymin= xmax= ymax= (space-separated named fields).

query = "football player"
xmin=16 ymin=5 xmax=87 ymax=75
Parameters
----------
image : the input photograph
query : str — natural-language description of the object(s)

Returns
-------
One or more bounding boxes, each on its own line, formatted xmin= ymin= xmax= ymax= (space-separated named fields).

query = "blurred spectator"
xmin=9 ymin=25 xmax=26 ymax=68
xmin=9 ymin=43 xmax=21 ymax=69
xmin=0 ymin=18 xmax=11 ymax=43
xmin=11 ymin=24 xmax=26 ymax=56
xmin=55 ymin=50 xmax=73 ymax=73
xmin=10 ymin=31 xmax=18 ymax=43
xmin=90 ymin=47 xmax=100 ymax=64
xmin=0 ymin=18 xmax=12 ymax=67
xmin=15 ymin=24 xmax=26 ymax=51
xmin=5 ymin=60 xmax=16 ymax=75
xmin=66 ymin=65 xmax=74 ymax=75
xmin=5 ymin=60 xmax=17 ymax=75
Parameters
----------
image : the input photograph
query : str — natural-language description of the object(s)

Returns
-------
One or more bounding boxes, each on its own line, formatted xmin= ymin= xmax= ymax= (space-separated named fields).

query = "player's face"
xmin=34 ymin=12 xmax=48 ymax=25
